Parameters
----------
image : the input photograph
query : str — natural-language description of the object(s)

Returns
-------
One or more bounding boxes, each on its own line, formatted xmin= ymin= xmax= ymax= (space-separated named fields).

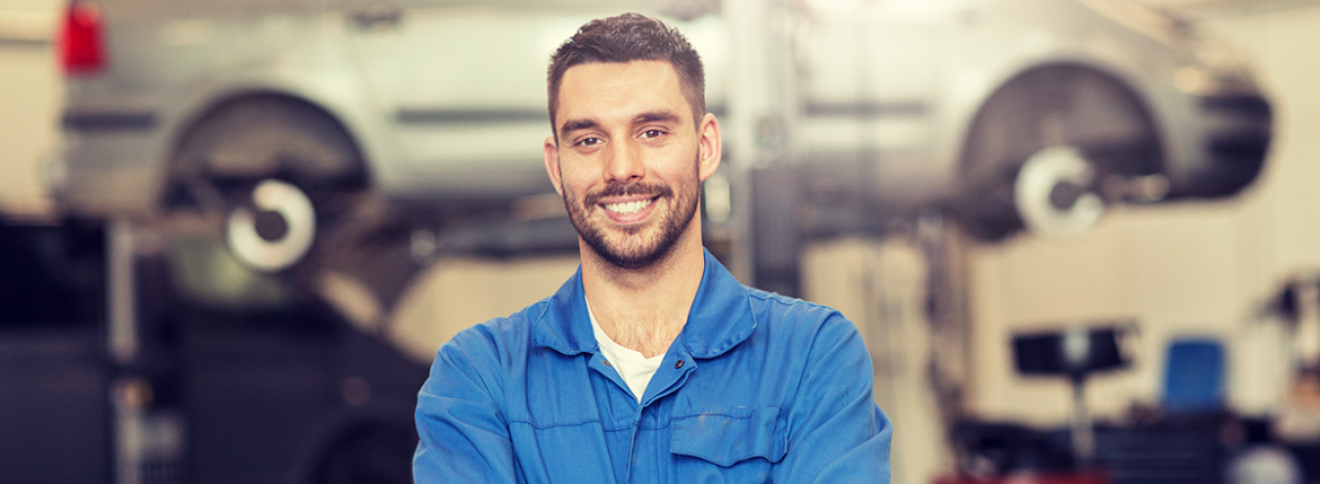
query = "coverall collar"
xmin=532 ymin=248 xmax=758 ymax=360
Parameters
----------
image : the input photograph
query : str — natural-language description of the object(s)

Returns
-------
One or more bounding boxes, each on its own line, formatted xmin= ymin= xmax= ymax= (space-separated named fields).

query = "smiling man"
xmin=413 ymin=13 xmax=891 ymax=483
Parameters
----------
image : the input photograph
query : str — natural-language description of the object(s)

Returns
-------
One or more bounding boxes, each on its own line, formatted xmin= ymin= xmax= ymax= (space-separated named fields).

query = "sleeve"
xmin=413 ymin=327 xmax=519 ymax=484
xmin=773 ymin=312 xmax=893 ymax=483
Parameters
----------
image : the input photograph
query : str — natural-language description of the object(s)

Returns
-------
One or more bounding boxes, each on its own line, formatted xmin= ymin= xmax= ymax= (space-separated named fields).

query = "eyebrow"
xmin=558 ymin=118 xmax=599 ymax=138
xmin=633 ymin=111 xmax=679 ymax=125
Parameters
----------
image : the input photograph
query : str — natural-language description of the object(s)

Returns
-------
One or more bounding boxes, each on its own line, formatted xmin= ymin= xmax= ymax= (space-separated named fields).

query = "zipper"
xmin=623 ymin=406 xmax=642 ymax=483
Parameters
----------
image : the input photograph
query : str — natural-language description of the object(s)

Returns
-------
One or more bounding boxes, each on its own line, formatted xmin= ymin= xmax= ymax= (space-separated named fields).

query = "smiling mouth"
xmin=603 ymin=197 xmax=657 ymax=215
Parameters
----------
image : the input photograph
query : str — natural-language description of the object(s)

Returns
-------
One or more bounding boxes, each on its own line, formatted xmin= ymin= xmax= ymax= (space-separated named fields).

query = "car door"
xmin=330 ymin=0 xmax=598 ymax=201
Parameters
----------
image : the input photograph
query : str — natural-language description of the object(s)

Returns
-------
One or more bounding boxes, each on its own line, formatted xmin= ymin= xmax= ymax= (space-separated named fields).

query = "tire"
xmin=955 ymin=66 xmax=1161 ymax=241
xmin=167 ymin=97 xmax=367 ymax=274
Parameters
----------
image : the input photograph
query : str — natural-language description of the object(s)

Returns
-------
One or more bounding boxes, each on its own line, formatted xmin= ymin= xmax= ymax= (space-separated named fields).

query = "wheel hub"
xmin=226 ymin=179 xmax=317 ymax=272
xmin=254 ymin=210 xmax=289 ymax=242
xmin=1014 ymin=146 xmax=1105 ymax=238
xmin=1049 ymin=181 xmax=1089 ymax=211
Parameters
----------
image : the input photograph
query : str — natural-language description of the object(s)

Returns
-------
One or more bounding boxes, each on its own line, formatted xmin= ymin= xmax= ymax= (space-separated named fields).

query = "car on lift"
xmin=47 ymin=0 xmax=1271 ymax=270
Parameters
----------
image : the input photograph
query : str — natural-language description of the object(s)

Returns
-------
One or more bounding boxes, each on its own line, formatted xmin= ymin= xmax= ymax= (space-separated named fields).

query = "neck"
xmin=581 ymin=228 xmax=705 ymax=358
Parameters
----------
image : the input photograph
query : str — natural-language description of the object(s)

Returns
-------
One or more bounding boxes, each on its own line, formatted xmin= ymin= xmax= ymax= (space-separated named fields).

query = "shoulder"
xmin=744 ymin=286 xmax=854 ymax=335
xmin=691 ymin=286 xmax=871 ymax=412
xmin=741 ymin=287 xmax=870 ymax=373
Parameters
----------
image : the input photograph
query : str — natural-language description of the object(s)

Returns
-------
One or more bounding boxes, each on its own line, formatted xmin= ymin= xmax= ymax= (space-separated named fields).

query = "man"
xmin=414 ymin=13 xmax=891 ymax=483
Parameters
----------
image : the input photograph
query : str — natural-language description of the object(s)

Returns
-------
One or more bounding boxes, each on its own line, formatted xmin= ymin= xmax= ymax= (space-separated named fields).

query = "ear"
xmin=696 ymin=113 xmax=722 ymax=182
xmin=543 ymin=135 xmax=563 ymax=195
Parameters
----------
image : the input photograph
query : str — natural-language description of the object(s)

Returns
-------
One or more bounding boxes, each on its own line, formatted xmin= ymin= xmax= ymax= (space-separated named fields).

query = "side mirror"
xmin=1013 ymin=325 xmax=1132 ymax=378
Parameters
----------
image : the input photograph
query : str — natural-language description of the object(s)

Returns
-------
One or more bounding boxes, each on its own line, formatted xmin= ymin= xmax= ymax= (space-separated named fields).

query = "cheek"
xmin=567 ymin=174 xmax=600 ymax=198
xmin=654 ymin=146 xmax=701 ymax=178
xmin=557 ymin=161 xmax=594 ymax=191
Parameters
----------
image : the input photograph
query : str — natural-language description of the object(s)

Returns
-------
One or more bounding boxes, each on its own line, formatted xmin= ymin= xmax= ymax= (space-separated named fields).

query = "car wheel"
xmin=167 ymin=97 xmax=367 ymax=276
xmin=955 ymin=66 xmax=1162 ymax=241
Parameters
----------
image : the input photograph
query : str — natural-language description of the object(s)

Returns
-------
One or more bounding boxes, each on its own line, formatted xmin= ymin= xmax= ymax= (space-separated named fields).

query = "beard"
xmin=562 ymin=160 xmax=701 ymax=270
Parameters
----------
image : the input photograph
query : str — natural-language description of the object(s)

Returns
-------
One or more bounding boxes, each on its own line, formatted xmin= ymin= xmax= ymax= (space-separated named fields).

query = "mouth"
xmin=602 ymin=197 xmax=657 ymax=215
xmin=584 ymin=183 xmax=672 ymax=224
xmin=594 ymin=193 xmax=662 ymax=225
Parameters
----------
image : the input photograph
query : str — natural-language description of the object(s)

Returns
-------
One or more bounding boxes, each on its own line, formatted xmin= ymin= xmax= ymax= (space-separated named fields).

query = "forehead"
xmin=555 ymin=60 xmax=692 ymax=127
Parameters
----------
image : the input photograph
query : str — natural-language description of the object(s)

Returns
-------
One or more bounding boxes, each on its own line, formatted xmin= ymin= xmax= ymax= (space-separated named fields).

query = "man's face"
xmin=544 ymin=60 xmax=720 ymax=269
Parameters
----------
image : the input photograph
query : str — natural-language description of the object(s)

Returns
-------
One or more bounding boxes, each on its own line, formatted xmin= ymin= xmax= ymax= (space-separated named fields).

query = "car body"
xmin=48 ymin=0 xmax=1272 ymax=252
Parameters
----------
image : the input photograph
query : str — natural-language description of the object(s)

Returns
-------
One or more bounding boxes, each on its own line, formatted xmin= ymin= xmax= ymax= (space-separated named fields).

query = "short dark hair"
xmin=547 ymin=13 xmax=706 ymax=137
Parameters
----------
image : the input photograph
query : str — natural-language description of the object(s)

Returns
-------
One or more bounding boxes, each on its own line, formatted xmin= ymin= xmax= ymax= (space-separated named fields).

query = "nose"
xmin=604 ymin=139 xmax=645 ymax=185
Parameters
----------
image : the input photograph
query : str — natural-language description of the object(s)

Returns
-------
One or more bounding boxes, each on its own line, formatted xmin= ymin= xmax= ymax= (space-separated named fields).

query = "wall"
xmin=0 ymin=0 xmax=59 ymax=216
xmin=0 ymin=43 xmax=57 ymax=216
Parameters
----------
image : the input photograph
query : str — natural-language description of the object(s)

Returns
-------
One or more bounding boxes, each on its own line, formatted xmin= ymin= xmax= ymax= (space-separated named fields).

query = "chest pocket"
xmin=670 ymin=405 xmax=788 ymax=467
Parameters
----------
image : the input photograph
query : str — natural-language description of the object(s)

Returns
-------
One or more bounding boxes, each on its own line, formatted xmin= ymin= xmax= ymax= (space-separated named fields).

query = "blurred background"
xmin=1 ymin=0 xmax=1317 ymax=483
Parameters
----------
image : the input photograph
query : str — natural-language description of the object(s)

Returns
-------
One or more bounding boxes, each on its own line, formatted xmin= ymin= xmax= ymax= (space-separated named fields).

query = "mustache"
xmin=584 ymin=182 xmax=674 ymax=206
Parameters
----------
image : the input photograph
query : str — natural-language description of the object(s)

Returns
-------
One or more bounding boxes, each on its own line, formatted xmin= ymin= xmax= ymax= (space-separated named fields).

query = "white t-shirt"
xmin=586 ymin=298 xmax=665 ymax=402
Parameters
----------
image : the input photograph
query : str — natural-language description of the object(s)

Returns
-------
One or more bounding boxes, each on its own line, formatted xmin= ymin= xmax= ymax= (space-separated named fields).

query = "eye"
xmin=575 ymin=137 xmax=603 ymax=147
xmin=639 ymin=129 xmax=666 ymax=139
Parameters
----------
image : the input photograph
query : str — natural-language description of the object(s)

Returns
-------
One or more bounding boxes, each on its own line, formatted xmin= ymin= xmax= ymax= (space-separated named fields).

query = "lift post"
xmin=106 ymin=219 xmax=186 ymax=484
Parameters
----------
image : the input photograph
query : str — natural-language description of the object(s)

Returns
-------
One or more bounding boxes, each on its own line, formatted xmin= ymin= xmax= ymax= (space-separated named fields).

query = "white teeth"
xmin=604 ymin=199 xmax=652 ymax=214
